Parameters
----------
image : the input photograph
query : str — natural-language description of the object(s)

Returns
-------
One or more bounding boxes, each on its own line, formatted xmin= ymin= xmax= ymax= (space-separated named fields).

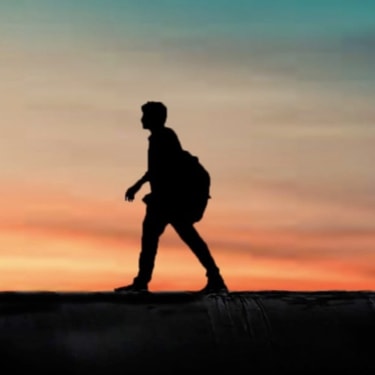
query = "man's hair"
xmin=141 ymin=101 xmax=167 ymax=125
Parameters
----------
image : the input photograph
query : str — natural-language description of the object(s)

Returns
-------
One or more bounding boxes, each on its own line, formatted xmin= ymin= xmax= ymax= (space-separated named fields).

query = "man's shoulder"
xmin=164 ymin=126 xmax=177 ymax=135
xmin=150 ymin=126 xmax=176 ymax=136
xmin=160 ymin=126 xmax=179 ymax=140
xmin=149 ymin=126 xmax=181 ymax=146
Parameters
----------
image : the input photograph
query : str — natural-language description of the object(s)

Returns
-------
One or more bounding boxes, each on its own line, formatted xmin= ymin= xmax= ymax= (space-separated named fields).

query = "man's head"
xmin=141 ymin=101 xmax=167 ymax=130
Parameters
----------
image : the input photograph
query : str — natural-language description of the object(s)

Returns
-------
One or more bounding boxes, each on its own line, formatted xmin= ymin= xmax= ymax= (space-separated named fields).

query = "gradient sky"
xmin=1 ymin=1 xmax=374 ymax=291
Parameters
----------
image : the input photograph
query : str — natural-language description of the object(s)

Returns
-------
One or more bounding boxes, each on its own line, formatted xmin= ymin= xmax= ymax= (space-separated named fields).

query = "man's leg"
xmin=134 ymin=205 xmax=168 ymax=286
xmin=171 ymin=220 xmax=227 ymax=292
xmin=115 ymin=204 xmax=168 ymax=291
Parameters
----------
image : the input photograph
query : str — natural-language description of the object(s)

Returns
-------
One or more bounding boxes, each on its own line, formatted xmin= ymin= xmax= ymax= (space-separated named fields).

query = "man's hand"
xmin=125 ymin=174 xmax=148 ymax=202
xmin=125 ymin=184 xmax=140 ymax=202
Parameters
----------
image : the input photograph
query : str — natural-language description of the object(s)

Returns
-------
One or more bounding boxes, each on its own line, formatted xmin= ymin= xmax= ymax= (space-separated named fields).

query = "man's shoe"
xmin=199 ymin=277 xmax=228 ymax=294
xmin=114 ymin=283 xmax=148 ymax=293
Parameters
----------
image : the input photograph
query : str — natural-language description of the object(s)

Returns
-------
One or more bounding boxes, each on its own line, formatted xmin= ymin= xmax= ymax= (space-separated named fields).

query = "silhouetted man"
xmin=115 ymin=101 xmax=227 ymax=293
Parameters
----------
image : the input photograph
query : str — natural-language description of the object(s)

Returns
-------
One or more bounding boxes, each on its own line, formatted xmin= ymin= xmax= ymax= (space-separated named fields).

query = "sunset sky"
xmin=1 ymin=1 xmax=374 ymax=291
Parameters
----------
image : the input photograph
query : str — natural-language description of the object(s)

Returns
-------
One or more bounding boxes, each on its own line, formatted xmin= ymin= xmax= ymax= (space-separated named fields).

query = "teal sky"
xmin=1 ymin=0 xmax=375 ymax=86
xmin=2 ymin=0 xmax=375 ymax=36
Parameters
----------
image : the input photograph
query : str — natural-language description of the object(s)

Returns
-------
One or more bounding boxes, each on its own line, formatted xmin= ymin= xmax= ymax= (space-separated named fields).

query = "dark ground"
xmin=0 ymin=290 xmax=374 ymax=374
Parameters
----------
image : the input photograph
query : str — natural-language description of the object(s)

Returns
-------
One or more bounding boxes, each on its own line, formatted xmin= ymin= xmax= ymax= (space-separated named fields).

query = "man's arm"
xmin=125 ymin=172 xmax=149 ymax=201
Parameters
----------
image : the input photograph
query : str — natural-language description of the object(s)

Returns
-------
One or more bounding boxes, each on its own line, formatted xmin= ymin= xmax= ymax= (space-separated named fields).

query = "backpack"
xmin=175 ymin=150 xmax=211 ymax=222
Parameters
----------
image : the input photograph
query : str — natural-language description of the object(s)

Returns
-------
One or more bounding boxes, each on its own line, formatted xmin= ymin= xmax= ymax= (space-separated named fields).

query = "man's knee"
xmin=172 ymin=221 xmax=200 ymax=241
xmin=143 ymin=216 xmax=167 ymax=237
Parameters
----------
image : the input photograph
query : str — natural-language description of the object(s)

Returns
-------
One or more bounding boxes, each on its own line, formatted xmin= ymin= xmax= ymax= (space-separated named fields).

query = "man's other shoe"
xmin=199 ymin=276 xmax=228 ymax=294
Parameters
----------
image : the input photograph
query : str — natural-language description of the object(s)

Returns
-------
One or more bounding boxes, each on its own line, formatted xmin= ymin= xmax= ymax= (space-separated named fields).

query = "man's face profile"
xmin=141 ymin=111 xmax=152 ymax=130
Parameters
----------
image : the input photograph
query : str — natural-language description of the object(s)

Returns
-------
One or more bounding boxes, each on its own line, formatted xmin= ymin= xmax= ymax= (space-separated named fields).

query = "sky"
xmin=0 ymin=0 xmax=374 ymax=291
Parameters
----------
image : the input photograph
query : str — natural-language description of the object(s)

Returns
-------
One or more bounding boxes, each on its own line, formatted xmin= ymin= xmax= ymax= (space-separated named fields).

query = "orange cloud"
xmin=0 ymin=183 xmax=374 ymax=291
